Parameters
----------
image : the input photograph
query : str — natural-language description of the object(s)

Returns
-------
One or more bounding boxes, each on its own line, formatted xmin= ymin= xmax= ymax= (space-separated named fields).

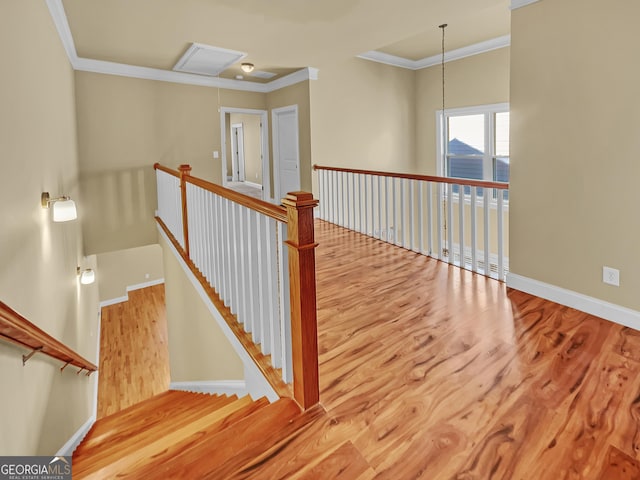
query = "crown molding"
xmin=356 ymin=51 xmax=418 ymax=70
xmin=510 ymin=0 xmax=541 ymax=10
xmin=358 ymin=34 xmax=511 ymax=71
xmin=73 ymin=57 xmax=271 ymax=92
xmin=45 ymin=0 xmax=315 ymax=93
xmin=45 ymin=0 xmax=79 ymax=66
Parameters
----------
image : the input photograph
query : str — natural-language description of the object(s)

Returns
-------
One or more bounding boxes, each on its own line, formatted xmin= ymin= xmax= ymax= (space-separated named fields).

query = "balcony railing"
xmin=314 ymin=165 xmax=509 ymax=281
xmin=155 ymin=164 xmax=319 ymax=409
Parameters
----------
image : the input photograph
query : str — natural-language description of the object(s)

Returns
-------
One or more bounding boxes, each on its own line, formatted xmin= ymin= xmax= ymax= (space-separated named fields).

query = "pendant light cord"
xmin=439 ymin=23 xmax=448 ymax=258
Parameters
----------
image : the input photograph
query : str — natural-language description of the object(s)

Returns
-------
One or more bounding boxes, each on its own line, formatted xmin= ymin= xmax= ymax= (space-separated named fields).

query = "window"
xmin=436 ymin=103 xmax=509 ymax=198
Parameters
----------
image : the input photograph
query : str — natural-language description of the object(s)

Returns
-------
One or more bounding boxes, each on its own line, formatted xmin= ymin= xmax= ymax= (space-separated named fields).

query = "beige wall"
xmin=229 ymin=113 xmax=263 ymax=185
xmin=309 ymin=58 xmax=416 ymax=195
xmin=0 ymin=1 xmax=99 ymax=455
xmin=160 ymin=235 xmax=244 ymax=381
xmin=510 ymin=0 xmax=640 ymax=310
xmin=75 ymin=72 xmax=266 ymax=254
xmin=416 ymin=47 xmax=511 ymax=175
xmin=96 ymin=244 xmax=164 ymax=302
xmin=267 ymin=80 xmax=313 ymax=197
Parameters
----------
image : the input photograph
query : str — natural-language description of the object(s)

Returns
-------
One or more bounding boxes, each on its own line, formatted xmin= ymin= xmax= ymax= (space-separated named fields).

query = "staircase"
xmin=72 ymin=390 xmax=306 ymax=479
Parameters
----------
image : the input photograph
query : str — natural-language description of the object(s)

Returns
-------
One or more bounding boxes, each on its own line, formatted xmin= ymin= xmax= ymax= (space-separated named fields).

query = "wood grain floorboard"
xmin=88 ymin=220 xmax=640 ymax=479
xmin=97 ymin=284 xmax=170 ymax=418
xmin=248 ymin=219 xmax=640 ymax=480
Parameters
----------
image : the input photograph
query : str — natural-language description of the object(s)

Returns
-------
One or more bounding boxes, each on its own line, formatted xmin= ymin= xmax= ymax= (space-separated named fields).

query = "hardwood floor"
xmin=97 ymin=284 xmax=170 ymax=418
xmin=89 ymin=220 xmax=640 ymax=478
xmin=237 ymin=220 xmax=640 ymax=479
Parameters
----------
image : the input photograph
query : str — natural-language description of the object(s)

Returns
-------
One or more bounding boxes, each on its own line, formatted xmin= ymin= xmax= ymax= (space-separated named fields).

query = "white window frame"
xmin=436 ymin=102 xmax=509 ymax=205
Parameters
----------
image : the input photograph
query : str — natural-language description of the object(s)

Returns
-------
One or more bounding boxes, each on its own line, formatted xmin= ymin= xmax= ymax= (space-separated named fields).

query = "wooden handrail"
xmin=153 ymin=164 xmax=287 ymax=223
xmin=0 ymin=301 xmax=97 ymax=373
xmin=313 ymin=164 xmax=509 ymax=190
xmin=154 ymin=163 xmax=319 ymax=410
xmin=153 ymin=162 xmax=180 ymax=177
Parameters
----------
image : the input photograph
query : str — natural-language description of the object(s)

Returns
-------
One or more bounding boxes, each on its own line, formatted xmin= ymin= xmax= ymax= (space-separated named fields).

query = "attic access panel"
xmin=174 ymin=43 xmax=247 ymax=76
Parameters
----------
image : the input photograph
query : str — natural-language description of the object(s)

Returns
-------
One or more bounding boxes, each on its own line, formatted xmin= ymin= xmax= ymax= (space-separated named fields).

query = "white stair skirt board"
xmin=56 ymin=416 xmax=95 ymax=457
xmin=507 ymin=273 xmax=640 ymax=331
xmin=158 ymin=224 xmax=279 ymax=402
xmin=99 ymin=278 xmax=165 ymax=308
xmin=170 ymin=380 xmax=248 ymax=398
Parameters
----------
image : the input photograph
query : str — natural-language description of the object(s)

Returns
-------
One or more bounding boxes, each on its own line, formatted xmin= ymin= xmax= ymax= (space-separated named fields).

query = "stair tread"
xmin=81 ymin=390 xmax=199 ymax=442
xmin=126 ymin=397 xmax=303 ymax=479
xmin=74 ymin=395 xmax=255 ymax=480
xmin=75 ymin=391 xmax=232 ymax=458
xmin=73 ymin=393 xmax=239 ymax=476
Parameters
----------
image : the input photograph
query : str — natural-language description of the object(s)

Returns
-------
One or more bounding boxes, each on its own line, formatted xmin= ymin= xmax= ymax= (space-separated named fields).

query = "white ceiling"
xmin=59 ymin=0 xmax=518 ymax=81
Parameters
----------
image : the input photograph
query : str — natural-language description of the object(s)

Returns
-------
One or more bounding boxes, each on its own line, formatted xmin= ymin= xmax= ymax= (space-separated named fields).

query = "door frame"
xmin=220 ymin=107 xmax=270 ymax=199
xmin=230 ymin=123 xmax=245 ymax=182
xmin=272 ymin=104 xmax=300 ymax=202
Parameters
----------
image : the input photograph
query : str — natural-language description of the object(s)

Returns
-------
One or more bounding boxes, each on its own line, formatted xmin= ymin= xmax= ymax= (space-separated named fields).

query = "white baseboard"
xmin=506 ymin=273 xmax=640 ymax=330
xmin=99 ymin=278 xmax=165 ymax=307
xmin=243 ymin=180 xmax=262 ymax=189
xmin=56 ymin=416 xmax=95 ymax=457
xmin=170 ymin=380 xmax=248 ymax=397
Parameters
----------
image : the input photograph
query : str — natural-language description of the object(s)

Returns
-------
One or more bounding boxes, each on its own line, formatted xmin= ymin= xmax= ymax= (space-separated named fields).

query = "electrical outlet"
xmin=145 ymin=273 xmax=150 ymax=279
xmin=603 ymin=266 xmax=620 ymax=286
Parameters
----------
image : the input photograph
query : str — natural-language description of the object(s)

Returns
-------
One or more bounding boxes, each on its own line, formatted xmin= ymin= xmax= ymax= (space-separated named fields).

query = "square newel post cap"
xmin=282 ymin=192 xmax=319 ymax=209
xmin=178 ymin=164 xmax=192 ymax=176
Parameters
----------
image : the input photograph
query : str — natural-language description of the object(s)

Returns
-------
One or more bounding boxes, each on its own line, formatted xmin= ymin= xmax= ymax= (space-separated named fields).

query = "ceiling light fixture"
xmin=41 ymin=192 xmax=77 ymax=222
xmin=241 ymin=62 xmax=254 ymax=73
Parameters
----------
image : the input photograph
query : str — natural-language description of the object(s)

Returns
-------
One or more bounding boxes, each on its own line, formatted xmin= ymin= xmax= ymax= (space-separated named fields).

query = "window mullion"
xmin=483 ymin=112 xmax=493 ymax=181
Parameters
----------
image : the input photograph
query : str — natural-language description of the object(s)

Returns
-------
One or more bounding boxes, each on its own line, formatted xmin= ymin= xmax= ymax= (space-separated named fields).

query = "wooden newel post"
xmin=178 ymin=164 xmax=192 ymax=257
xmin=282 ymin=191 xmax=320 ymax=410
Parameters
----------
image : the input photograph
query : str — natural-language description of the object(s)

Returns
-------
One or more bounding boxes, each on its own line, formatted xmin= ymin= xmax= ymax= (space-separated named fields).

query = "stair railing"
xmin=314 ymin=164 xmax=509 ymax=281
xmin=154 ymin=163 xmax=319 ymax=410
xmin=0 ymin=301 xmax=97 ymax=374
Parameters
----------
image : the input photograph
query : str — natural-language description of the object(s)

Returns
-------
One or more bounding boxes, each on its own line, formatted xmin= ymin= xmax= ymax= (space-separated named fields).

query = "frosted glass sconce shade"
xmin=80 ymin=269 xmax=95 ymax=285
xmin=41 ymin=192 xmax=77 ymax=222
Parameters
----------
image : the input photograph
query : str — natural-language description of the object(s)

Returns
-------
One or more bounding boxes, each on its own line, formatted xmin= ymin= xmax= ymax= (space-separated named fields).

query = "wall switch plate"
xmin=603 ymin=266 xmax=620 ymax=286
xmin=213 ymin=151 xmax=219 ymax=159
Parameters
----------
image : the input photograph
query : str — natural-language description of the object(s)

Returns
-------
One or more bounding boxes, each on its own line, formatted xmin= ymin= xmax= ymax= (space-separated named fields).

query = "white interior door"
xmin=231 ymin=123 xmax=245 ymax=182
xmin=272 ymin=105 xmax=300 ymax=201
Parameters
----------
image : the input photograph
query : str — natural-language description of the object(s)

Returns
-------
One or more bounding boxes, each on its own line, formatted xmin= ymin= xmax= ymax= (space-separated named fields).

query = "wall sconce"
xmin=77 ymin=267 xmax=95 ymax=285
xmin=241 ymin=62 xmax=254 ymax=73
xmin=41 ymin=192 xmax=77 ymax=222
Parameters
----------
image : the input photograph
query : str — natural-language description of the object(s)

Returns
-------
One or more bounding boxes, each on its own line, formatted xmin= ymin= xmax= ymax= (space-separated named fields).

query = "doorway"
xmin=220 ymin=107 xmax=270 ymax=200
xmin=272 ymin=105 xmax=300 ymax=201
xmin=230 ymin=123 xmax=245 ymax=182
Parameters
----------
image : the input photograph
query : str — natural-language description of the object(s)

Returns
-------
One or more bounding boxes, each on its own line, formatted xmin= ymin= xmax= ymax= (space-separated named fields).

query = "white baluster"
xmin=256 ymin=214 xmax=267 ymax=349
xmin=277 ymin=221 xmax=290 ymax=377
xmin=427 ymin=182 xmax=433 ymax=257
xmin=470 ymin=187 xmax=478 ymax=273
xmin=418 ymin=181 xmax=424 ymax=254
xmin=447 ymin=183 xmax=454 ymax=264
xmin=237 ymin=204 xmax=246 ymax=326
xmin=436 ymin=182 xmax=443 ymax=260
xmin=458 ymin=184 xmax=465 ymax=268
xmin=409 ymin=180 xmax=415 ymax=252
xmin=483 ymin=188 xmax=490 ymax=276
xmin=497 ymin=189 xmax=505 ymax=281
